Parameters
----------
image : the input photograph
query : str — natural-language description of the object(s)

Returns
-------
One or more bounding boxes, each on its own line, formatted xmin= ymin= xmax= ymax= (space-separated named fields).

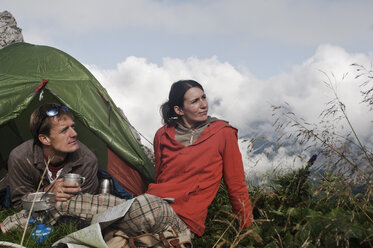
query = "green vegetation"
xmin=194 ymin=165 xmax=372 ymax=248
xmin=0 ymin=211 xmax=79 ymax=247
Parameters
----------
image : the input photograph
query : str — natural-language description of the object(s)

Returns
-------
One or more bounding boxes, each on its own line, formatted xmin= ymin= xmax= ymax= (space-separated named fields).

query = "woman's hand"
xmin=45 ymin=178 xmax=81 ymax=202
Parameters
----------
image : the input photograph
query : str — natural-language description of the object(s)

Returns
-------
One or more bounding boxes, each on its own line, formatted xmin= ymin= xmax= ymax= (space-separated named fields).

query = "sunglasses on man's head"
xmin=45 ymin=105 xmax=69 ymax=117
xmin=37 ymin=105 xmax=69 ymax=134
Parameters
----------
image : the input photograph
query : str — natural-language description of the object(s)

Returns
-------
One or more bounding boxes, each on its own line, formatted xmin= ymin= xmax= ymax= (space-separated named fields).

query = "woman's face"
xmin=174 ymin=87 xmax=208 ymax=128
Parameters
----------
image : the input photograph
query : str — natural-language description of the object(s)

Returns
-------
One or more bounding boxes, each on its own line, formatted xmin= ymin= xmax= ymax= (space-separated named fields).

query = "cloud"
xmin=88 ymin=44 xmax=373 ymax=139
xmin=239 ymin=139 xmax=307 ymax=184
xmin=87 ymin=44 xmax=373 ymax=178
xmin=269 ymin=45 xmax=372 ymax=134
xmin=87 ymin=55 xmax=261 ymax=141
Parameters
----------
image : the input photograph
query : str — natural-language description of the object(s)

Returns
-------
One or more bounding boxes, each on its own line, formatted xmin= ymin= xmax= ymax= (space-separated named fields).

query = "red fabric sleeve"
xmin=221 ymin=127 xmax=253 ymax=229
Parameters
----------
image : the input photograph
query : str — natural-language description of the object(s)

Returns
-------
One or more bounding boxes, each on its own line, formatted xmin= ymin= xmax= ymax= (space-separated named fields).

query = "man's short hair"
xmin=30 ymin=103 xmax=74 ymax=145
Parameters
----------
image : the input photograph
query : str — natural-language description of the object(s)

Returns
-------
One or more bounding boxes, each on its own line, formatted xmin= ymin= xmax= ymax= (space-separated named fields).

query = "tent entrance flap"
xmin=108 ymin=148 xmax=147 ymax=195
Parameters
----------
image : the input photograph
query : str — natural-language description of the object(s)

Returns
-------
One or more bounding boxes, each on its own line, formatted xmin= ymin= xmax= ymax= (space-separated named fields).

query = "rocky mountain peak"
xmin=0 ymin=10 xmax=24 ymax=48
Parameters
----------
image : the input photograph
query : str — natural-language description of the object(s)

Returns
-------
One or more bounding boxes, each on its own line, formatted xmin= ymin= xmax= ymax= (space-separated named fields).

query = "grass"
xmin=0 ymin=209 xmax=79 ymax=247
xmin=195 ymin=165 xmax=372 ymax=247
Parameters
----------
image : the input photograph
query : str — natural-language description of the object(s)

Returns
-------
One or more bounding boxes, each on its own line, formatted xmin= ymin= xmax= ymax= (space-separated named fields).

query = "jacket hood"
xmin=163 ymin=118 xmax=235 ymax=147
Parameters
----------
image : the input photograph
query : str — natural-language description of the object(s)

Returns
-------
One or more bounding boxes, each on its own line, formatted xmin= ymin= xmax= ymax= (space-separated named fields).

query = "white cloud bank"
xmin=87 ymin=44 xmax=373 ymax=179
xmin=88 ymin=44 xmax=372 ymax=139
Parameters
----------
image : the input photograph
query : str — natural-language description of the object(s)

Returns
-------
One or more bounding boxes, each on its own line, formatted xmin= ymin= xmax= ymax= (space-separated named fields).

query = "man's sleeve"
xmin=7 ymin=153 xmax=38 ymax=208
xmin=79 ymin=152 xmax=99 ymax=195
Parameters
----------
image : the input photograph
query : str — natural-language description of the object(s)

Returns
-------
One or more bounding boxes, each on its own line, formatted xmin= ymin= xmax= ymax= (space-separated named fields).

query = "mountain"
xmin=0 ymin=10 xmax=24 ymax=48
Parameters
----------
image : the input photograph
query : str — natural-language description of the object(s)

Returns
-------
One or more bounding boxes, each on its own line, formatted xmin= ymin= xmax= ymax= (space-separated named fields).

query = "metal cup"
xmin=99 ymin=178 xmax=112 ymax=194
xmin=63 ymin=173 xmax=85 ymax=187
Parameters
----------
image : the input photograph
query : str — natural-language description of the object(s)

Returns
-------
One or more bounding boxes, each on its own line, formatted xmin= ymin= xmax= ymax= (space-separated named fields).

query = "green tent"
xmin=0 ymin=42 xmax=155 ymax=195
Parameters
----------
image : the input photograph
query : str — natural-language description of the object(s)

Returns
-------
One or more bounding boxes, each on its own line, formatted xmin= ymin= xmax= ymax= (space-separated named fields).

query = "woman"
xmin=147 ymin=79 xmax=253 ymax=237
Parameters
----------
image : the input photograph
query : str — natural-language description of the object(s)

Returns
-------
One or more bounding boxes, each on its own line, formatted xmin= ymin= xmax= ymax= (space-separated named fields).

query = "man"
xmin=0 ymin=104 xmax=193 ymax=247
xmin=4 ymin=103 xmax=99 ymax=207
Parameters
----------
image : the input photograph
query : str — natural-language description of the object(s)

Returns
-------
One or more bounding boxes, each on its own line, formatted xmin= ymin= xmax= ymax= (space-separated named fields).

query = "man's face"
xmin=47 ymin=115 xmax=79 ymax=153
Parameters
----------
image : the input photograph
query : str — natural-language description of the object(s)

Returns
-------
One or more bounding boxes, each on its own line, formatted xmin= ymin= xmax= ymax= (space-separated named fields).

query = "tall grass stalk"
xmin=20 ymin=157 xmax=51 ymax=247
xmin=319 ymin=69 xmax=373 ymax=168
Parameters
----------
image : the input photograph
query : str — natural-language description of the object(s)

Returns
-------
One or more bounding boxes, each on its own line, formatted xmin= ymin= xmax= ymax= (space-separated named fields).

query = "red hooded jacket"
xmin=146 ymin=120 xmax=253 ymax=236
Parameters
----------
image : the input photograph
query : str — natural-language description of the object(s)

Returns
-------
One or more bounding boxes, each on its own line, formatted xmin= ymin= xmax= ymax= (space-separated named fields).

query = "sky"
xmin=2 ymin=0 xmax=373 ymax=179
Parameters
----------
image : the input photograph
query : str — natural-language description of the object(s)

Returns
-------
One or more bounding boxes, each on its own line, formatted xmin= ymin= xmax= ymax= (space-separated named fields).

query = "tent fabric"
xmin=107 ymin=148 xmax=147 ymax=195
xmin=0 ymin=42 xmax=155 ymax=191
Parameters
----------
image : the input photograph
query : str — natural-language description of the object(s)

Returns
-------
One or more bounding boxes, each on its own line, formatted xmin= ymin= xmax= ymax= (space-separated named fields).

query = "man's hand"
xmin=45 ymin=178 xmax=81 ymax=202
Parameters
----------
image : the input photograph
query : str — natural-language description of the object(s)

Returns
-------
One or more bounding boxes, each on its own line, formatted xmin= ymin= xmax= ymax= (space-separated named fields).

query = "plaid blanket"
xmin=3 ymin=193 xmax=192 ymax=245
